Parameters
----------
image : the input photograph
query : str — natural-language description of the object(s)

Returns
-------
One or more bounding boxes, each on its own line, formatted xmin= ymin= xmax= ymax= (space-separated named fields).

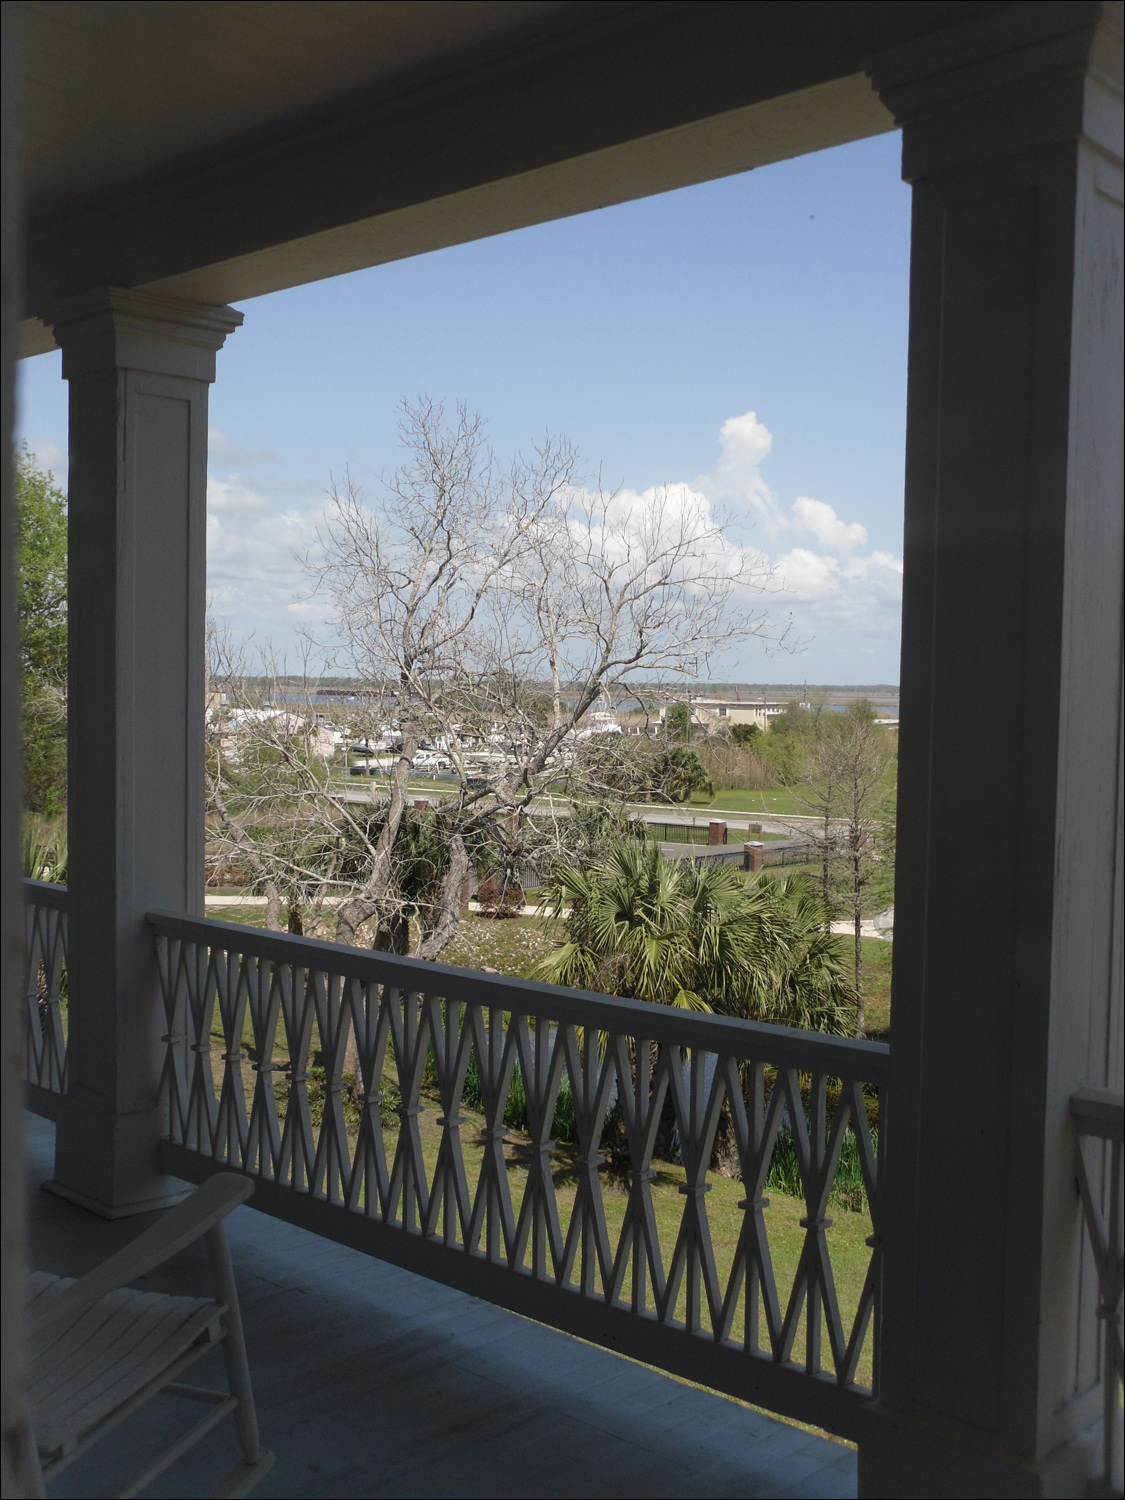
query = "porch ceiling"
xmin=17 ymin=0 xmax=1011 ymax=351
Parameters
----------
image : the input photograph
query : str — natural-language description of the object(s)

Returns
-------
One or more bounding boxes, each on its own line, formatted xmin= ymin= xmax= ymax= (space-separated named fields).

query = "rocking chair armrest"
xmin=31 ymin=1173 xmax=254 ymax=1337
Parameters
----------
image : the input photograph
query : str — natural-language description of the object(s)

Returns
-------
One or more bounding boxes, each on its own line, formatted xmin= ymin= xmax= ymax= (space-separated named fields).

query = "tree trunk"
xmin=853 ymin=848 xmax=865 ymax=1038
xmin=373 ymin=908 xmax=411 ymax=954
xmin=334 ymin=893 xmax=379 ymax=946
xmin=821 ymin=776 xmax=834 ymax=934
xmin=417 ymin=834 xmax=474 ymax=960
xmin=206 ymin=768 xmax=284 ymax=930
xmin=334 ymin=700 xmax=420 ymax=946
xmin=415 ymin=832 xmax=472 ymax=961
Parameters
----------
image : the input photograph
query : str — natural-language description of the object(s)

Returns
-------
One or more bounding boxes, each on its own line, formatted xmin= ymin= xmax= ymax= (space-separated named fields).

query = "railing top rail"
xmin=22 ymin=878 xmax=68 ymax=908
xmin=147 ymin=909 xmax=889 ymax=1079
xmin=1070 ymin=1086 xmax=1125 ymax=1141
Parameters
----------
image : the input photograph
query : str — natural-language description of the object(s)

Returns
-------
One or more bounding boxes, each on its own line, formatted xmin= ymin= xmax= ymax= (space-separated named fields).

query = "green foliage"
xmin=755 ymin=703 xmax=816 ymax=781
xmin=338 ymin=803 xmax=454 ymax=949
xmin=572 ymin=739 xmax=712 ymax=805
xmin=768 ymin=702 xmax=817 ymax=740
xmin=22 ymin=822 xmax=68 ymax=882
xmin=664 ymin=702 xmax=692 ymax=743
xmin=766 ymin=1122 xmax=874 ymax=1212
xmin=651 ymin=745 xmax=713 ymax=803
xmin=461 ymin=1043 xmax=612 ymax=1149
xmin=17 ymin=448 xmax=67 ymax=681
xmin=17 ymin=449 xmax=68 ymax=813
xmin=553 ymin=798 xmax=648 ymax=865
xmin=787 ymin=700 xmax=896 ymax=1032
xmin=729 ymin=722 xmax=762 ymax=746
xmin=538 ymin=843 xmax=855 ymax=1032
xmin=273 ymin=1065 xmax=396 ymax=1131
xmin=338 ymin=803 xmax=449 ymax=900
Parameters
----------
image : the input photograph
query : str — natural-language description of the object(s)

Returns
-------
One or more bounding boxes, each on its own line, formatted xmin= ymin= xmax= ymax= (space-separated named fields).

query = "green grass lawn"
xmin=689 ymin=759 xmax=898 ymax=822
xmin=203 ymin=903 xmax=273 ymax=928
xmin=686 ymin=786 xmax=814 ymax=817
xmin=859 ymin=938 xmax=892 ymax=1040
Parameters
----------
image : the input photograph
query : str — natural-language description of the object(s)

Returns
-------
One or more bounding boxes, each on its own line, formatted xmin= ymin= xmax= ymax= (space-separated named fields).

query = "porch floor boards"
xmin=25 ymin=1114 xmax=856 ymax=1499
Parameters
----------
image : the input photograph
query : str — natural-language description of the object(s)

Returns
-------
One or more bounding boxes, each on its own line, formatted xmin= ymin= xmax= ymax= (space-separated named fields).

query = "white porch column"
xmin=48 ymin=290 xmax=241 ymax=1217
xmin=861 ymin=4 xmax=1123 ymax=1495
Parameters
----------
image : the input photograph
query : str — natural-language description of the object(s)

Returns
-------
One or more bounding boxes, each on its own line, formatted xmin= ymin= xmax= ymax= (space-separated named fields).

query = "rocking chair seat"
xmin=27 ymin=1173 xmax=273 ymax=1498
xmin=28 ymin=1270 xmax=224 ymax=1459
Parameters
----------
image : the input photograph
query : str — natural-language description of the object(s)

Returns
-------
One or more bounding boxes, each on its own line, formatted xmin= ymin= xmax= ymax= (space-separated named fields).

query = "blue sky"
xmin=18 ymin=130 xmax=910 ymax=684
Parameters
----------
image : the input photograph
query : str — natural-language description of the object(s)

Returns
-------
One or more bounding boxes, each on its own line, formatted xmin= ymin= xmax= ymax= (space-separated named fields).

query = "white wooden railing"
xmin=22 ymin=885 xmax=1123 ymax=1464
xmin=1070 ymin=1088 xmax=1124 ymax=1497
xmin=150 ymin=910 xmax=888 ymax=1438
xmin=22 ymin=879 xmax=68 ymax=1116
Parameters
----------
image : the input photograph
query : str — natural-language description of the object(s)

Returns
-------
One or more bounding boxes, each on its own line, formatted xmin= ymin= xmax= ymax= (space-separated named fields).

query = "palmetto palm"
xmin=538 ymin=844 xmax=854 ymax=1034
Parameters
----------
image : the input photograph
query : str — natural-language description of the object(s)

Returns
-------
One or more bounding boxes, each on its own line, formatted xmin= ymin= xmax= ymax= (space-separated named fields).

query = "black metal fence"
xmin=633 ymin=820 xmax=727 ymax=846
xmin=763 ymin=841 xmax=820 ymax=868
xmin=464 ymin=830 xmax=820 ymax=897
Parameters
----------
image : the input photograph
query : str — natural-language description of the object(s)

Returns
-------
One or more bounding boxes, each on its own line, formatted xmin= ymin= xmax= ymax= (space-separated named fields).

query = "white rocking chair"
xmin=28 ymin=1173 xmax=274 ymax=1498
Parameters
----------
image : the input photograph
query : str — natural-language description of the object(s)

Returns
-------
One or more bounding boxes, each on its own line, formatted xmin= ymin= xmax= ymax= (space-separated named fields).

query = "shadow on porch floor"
xmin=25 ymin=1114 xmax=856 ymax=1499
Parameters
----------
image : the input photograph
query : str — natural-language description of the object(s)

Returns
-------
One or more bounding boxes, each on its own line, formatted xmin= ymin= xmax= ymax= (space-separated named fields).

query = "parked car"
xmin=412 ymin=751 xmax=451 ymax=770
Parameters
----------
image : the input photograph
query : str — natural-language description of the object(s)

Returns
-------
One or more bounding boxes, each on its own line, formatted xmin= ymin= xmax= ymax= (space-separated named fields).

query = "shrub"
xmin=765 ymin=1120 xmax=874 ymax=1213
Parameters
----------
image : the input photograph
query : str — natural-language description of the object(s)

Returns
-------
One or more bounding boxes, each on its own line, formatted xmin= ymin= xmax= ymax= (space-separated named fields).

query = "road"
xmin=333 ymin=781 xmax=823 ymax=836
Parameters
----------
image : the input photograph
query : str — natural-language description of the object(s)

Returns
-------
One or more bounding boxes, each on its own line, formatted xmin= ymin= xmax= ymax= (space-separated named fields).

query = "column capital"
xmin=866 ymin=0 xmax=1121 ymax=181
xmin=47 ymin=287 xmax=243 ymax=383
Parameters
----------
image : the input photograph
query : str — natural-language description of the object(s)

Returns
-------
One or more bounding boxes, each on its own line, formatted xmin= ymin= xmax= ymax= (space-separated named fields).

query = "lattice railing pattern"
xmin=151 ymin=910 xmax=888 ymax=1434
xmin=1070 ymin=1088 xmax=1124 ymax=1497
xmin=23 ymin=879 xmax=68 ymax=1104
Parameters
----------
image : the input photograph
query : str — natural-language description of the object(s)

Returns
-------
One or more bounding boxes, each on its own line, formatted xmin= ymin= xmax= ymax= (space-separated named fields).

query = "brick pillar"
xmin=708 ymin=820 xmax=726 ymax=846
xmin=744 ymin=842 xmax=764 ymax=875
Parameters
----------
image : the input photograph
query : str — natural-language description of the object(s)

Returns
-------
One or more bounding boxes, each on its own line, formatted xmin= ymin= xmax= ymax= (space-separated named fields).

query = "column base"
xmin=41 ymin=1176 xmax=191 ymax=1220
xmin=859 ymin=1407 xmax=1109 ymax=1500
xmin=51 ymin=1095 xmax=190 ymax=1218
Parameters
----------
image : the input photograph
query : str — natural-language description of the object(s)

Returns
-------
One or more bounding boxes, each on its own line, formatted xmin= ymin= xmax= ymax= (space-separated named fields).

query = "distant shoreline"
xmin=249 ymin=676 xmax=900 ymax=702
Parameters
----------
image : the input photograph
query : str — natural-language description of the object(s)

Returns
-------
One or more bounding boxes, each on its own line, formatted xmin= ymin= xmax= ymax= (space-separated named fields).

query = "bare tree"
xmin=211 ymin=398 xmax=788 ymax=959
xmin=204 ymin=626 xmax=366 ymax=934
xmin=784 ymin=703 xmax=893 ymax=1035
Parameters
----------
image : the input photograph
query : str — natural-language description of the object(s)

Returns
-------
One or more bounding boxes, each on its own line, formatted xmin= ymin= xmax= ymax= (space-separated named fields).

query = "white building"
xmin=658 ymin=698 xmax=786 ymax=735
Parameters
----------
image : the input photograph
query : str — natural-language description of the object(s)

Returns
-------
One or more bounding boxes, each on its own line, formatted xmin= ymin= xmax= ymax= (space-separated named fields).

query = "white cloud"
xmin=204 ymin=410 xmax=902 ymax=676
xmin=774 ymin=546 xmax=901 ymax=607
xmin=689 ymin=409 xmax=902 ymax=660
xmin=696 ymin=409 xmax=786 ymax=533
xmin=790 ymin=496 xmax=866 ymax=553
xmin=206 ymin=473 xmax=327 ymax=653
xmin=208 ymin=426 xmax=279 ymax=466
